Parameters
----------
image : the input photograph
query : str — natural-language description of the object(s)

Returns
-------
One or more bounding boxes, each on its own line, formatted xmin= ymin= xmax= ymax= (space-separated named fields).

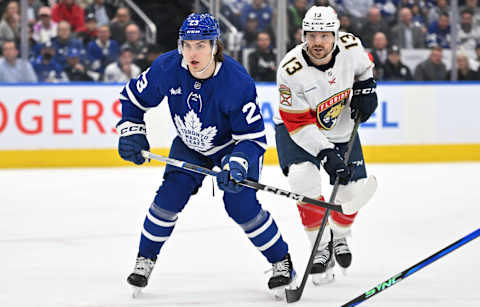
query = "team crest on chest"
xmin=174 ymin=110 xmax=217 ymax=153
xmin=316 ymin=89 xmax=351 ymax=130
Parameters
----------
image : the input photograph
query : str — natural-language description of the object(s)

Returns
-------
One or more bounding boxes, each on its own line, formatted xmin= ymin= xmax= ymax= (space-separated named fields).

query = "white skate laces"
xmin=271 ymin=258 xmax=291 ymax=278
xmin=333 ymin=237 xmax=350 ymax=255
xmin=314 ymin=247 xmax=331 ymax=265
xmin=133 ymin=256 xmax=155 ymax=277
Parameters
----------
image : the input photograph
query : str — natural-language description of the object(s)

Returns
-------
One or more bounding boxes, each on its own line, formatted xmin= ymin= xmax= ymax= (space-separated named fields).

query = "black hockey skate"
xmin=311 ymin=240 xmax=335 ymax=285
xmin=127 ymin=254 xmax=156 ymax=298
xmin=333 ymin=236 xmax=352 ymax=271
xmin=268 ymin=253 xmax=296 ymax=299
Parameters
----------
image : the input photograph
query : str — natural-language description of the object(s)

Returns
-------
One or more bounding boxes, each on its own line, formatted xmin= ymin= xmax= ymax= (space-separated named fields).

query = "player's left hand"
xmin=216 ymin=152 xmax=249 ymax=193
xmin=351 ymin=78 xmax=378 ymax=122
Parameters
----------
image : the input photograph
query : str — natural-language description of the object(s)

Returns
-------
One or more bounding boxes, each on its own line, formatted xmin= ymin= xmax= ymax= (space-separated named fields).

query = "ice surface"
xmin=1 ymin=163 xmax=479 ymax=307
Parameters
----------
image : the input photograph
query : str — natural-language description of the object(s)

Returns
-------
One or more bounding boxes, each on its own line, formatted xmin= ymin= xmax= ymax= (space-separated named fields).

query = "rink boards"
xmin=0 ymin=82 xmax=479 ymax=168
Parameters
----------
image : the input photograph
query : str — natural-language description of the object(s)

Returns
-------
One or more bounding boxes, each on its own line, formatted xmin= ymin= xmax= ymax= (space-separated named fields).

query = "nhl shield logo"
xmin=316 ymin=89 xmax=351 ymax=130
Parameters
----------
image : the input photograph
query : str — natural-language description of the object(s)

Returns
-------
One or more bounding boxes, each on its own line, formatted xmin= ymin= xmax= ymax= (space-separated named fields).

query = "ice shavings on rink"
xmin=1 ymin=163 xmax=479 ymax=307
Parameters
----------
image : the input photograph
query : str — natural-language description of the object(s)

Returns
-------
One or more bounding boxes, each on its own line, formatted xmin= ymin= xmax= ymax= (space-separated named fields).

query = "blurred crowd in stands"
xmin=0 ymin=0 xmax=479 ymax=83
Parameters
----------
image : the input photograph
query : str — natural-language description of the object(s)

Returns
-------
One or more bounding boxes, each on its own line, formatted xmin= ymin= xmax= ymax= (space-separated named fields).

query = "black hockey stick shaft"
xmin=342 ymin=228 xmax=480 ymax=307
xmin=141 ymin=150 xmax=345 ymax=213
xmin=285 ymin=117 xmax=362 ymax=303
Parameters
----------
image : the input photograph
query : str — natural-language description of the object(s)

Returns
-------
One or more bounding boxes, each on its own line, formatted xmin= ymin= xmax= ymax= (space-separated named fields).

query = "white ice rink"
xmin=1 ymin=163 xmax=479 ymax=307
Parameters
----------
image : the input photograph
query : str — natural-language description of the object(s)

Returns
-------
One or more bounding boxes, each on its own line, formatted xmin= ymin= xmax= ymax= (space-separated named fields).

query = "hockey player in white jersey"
xmin=274 ymin=6 xmax=378 ymax=284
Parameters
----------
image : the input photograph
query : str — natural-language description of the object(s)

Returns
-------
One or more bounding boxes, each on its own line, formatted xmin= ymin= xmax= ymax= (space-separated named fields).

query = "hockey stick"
xmin=342 ymin=228 xmax=480 ymax=306
xmin=141 ymin=150 xmax=350 ymax=213
xmin=285 ymin=117 xmax=362 ymax=303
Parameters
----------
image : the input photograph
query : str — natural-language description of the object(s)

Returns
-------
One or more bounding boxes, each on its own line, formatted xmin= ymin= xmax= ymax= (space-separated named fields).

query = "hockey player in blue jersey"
xmin=116 ymin=13 xmax=295 ymax=297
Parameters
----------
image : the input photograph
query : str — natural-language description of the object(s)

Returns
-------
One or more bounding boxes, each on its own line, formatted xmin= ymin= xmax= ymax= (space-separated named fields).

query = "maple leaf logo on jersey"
xmin=174 ymin=110 xmax=217 ymax=153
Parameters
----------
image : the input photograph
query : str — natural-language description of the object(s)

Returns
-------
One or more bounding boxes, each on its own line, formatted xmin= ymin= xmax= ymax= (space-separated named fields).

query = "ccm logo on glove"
xmin=117 ymin=121 xmax=147 ymax=136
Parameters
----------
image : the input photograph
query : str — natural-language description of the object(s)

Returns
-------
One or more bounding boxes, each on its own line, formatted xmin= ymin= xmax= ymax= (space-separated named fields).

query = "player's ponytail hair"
xmin=214 ymin=40 xmax=225 ymax=62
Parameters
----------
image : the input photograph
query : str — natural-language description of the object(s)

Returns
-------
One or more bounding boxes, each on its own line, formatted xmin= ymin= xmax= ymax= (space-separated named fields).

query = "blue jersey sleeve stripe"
xmin=232 ymin=130 xmax=266 ymax=141
xmin=126 ymin=80 xmax=151 ymax=111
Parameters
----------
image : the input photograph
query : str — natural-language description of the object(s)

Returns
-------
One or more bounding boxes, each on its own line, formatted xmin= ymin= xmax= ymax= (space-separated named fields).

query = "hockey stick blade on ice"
xmin=141 ymin=150 xmax=360 ymax=214
xmin=342 ymin=228 xmax=480 ymax=307
xmin=285 ymin=117 xmax=362 ymax=303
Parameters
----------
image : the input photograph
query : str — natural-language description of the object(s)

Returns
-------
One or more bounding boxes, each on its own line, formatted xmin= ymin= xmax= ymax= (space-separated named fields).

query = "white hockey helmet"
xmin=302 ymin=6 xmax=340 ymax=44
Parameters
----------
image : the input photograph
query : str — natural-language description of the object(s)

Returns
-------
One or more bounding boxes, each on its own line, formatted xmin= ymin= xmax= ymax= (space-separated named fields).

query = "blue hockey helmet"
xmin=178 ymin=13 xmax=220 ymax=41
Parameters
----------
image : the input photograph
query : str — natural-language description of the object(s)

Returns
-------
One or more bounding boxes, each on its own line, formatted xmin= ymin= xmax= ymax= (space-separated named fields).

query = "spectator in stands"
xmin=64 ymin=47 xmax=93 ymax=81
xmin=31 ymin=42 xmax=67 ymax=82
xmin=287 ymin=27 xmax=303 ymax=50
xmin=458 ymin=9 xmax=480 ymax=53
xmin=110 ymin=7 xmax=132 ymax=45
xmin=242 ymin=14 xmax=260 ymax=49
xmin=427 ymin=0 xmax=449 ymax=25
xmin=241 ymin=0 xmax=273 ymax=32
xmin=383 ymin=45 xmax=413 ymax=81
xmin=358 ymin=6 xmax=391 ymax=49
xmin=86 ymin=25 xmax=119 ymax=77
xmin=287 ymin=0 xmax=308 ymax=41
xmin=85 ymin=0 xmax=116 ymax=27
xmin=122 ymin=24 xmax=148 ymax=62
xmin=0 ymin=40 xmax=38 ymax=82
xmin=52 ymin=0 xmax=85 ymax=33
xmin=49 ymin=20 xmax=84 ymax=69
xmin=339 ymin=13 xmax=359 ymax=37
xmin=370 ymin=31 xmax=389 ymax=80
xmin=248 ymin=31 xmax=276 ymax=82
xmin=414 ymin=46 xmax=447 ymax=80
xmin=135 ymin=43 xmax=165 ymax=71
xmin=32 ymin=6 xmax=57 ymax=45
xmin=392 ymin=7 xmax=426 ymax=49
xmin=220 ymin=0 xmax=243 ymax=29
xmin=0 ymin=1 xmax=20 ymax=47
xmin=426 ymin=12 xmax=450 ymax=48
xmin=103 ymin=47 xmax=140 ymax=82
xmin=340 ymin=0 xmax=374 ymax=29
xmin=460 ymin=0 xmax=480 ymax=27
xmin=27 ymin=0 xmax=43 ymax=25
xmin=410 ymin=3 xmax=428 ymax=29
xmin=475 ymin=43 xmax=480 ymax=64
xmin=447 ymin=52 xmax=479 ymax=81
xmin=375 ymin=0 xmax=397 ymax=24
xmin=78 ymin=13 xmax=98 ymax=46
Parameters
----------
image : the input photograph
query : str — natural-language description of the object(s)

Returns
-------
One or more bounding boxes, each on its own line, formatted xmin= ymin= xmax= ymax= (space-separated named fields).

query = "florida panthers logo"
xmin=174 ymin=110 xmax=217 ymax=152
xmin=316 ymin=89 xmax=351 ymax=130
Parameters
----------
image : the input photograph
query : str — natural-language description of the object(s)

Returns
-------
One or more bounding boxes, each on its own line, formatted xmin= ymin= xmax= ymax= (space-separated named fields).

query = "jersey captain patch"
xmin=316 ymin=89 xmax=351 ymax=130
xmin=279 ymin=84 xmax=292 ymax=106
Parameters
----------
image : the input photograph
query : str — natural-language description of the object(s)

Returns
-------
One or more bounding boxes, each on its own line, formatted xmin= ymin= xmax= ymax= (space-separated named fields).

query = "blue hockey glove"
xmin=116 ymin=119 xmax=150 ymax=165
xmin=216 ymin=152 xmax=249 ymax=193
xmin=318 ymin=147 xmax=352 ymax=185
xmin=351 ymin=78 xmax=378 ymax=123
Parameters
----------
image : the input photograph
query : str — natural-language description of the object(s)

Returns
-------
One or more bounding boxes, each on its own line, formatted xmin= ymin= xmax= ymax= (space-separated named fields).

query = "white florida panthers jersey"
xmin=274 ymin=32 xmax=373 ymax=157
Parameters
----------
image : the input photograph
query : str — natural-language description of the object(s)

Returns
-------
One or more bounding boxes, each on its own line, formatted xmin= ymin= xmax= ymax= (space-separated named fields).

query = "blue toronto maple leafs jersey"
xmin=119 ymin=50 xmax=267 ymax=162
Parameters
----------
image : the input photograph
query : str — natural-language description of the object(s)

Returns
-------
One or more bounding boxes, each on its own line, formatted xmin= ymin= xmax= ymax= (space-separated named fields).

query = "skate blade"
xmin=131 ymin=286 xmax=143 ymax=298
xmin=311 ymin=271 xmax=335 ymax=286
xmin=270 ymin=276 xmax=298 ymax=300
xmin=340 ymin=268 xmax=348 ymax=276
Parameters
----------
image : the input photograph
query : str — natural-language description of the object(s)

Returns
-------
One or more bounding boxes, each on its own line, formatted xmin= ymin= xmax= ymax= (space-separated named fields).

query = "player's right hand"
xmin=317 ymin=147 xmax=352 ymax=185
xmin=116 ymin=119 xmax=150 ymax=165
xmin=216 ymin=153 xmax=248 ymax=193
